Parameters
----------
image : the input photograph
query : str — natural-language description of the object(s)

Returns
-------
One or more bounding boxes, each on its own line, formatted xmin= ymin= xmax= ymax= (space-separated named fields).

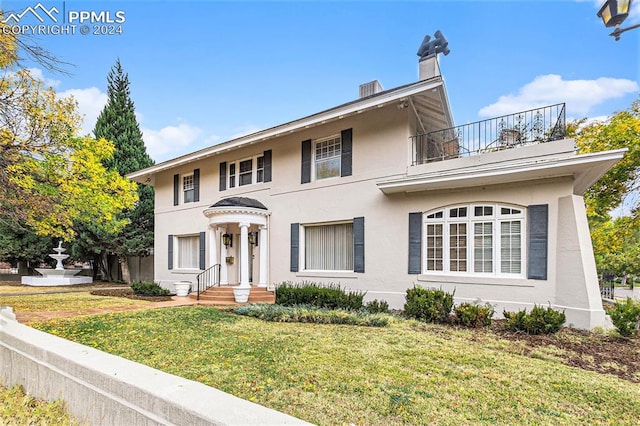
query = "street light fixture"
xmin=597 ymin=0 xmax=640 ymax=40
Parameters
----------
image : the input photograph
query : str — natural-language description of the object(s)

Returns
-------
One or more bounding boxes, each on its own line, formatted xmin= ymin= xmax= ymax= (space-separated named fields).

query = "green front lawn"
xmin=32 ymin=307 xmax=640 ymax=425
xmin=0 ymin=292 xmax=150 ymax=314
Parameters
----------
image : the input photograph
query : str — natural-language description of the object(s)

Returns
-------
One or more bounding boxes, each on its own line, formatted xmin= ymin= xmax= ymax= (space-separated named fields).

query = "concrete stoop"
xmin=189 ymin=286 xmax=275 ymax=305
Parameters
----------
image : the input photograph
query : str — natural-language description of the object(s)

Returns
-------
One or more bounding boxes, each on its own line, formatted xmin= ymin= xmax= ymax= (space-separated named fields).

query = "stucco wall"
xmin=150 ymin=103 xmax=608 ymax=329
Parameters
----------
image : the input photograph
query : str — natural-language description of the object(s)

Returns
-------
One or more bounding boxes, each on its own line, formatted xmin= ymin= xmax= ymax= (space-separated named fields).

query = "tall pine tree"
xmin=92 ymin=59 xmax=154 ymax=283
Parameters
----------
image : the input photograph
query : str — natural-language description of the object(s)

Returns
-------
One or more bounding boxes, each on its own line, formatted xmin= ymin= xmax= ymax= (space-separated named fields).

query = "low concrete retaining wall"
xmin=0 ymin=307 xmax=310 ymax=425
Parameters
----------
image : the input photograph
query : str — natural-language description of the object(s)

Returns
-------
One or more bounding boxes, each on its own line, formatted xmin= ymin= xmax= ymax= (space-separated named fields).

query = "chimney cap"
xmin=359 ymin=80 xmax=384 ymax=99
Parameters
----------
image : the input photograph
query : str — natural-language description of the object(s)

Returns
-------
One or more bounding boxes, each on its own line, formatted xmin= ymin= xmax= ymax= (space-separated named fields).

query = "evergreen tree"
xmin=92 ymin=59 xmax=154 ymax=283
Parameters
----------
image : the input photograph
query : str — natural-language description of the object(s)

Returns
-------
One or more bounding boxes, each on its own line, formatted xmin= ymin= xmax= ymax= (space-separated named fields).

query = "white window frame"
xmin=300 ymin=220 xmax=354 ymax=272
xmin=182 ymin=173 xmax=194 ymax=204
xmin=423 ymin=204 xmax=525 ymax=277
xmin=312 ymin=134 xmax=341 ymax=181
xmin=228 ymin=154 xmax=265 ymax=188
xmin=174 ymin=234 xmax=200 ymax=271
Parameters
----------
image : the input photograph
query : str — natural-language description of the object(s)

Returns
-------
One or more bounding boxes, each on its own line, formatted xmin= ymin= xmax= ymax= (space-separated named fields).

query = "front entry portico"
xmin=203 ymin=197 xmax=270 ymax=289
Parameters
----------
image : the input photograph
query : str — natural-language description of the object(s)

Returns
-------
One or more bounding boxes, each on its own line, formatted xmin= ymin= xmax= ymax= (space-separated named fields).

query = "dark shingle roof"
xmin=210 ymin=197 xmax=267 ymax=210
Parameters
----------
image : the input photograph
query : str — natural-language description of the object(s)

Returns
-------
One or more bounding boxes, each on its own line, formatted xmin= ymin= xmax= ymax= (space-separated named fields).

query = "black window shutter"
xmin=193 ymin=169 xmax=200 ymax=202
xmin=527 ymin=204 xmax=548 ymax=280
xmin=290 ymin=223 xmax=299 ymax=272
xmin=301 ymin=140 xmax=311 ymax=184
xmin=353 ymin=216 xmax=365 ymax=273
xmin=219 ymin=162 xmax=227 ymax=191
xmin=173 ymin=174 xmax=179 ymax=206
xmin=168 ymin=235 xmax=174 ymax=270
xmin=341 ymin=128 xmax=353 ymax=177
xmin=263 ymin=150 xmax=272 ymax=182
xmin=408 ymin=212 xmax=422 ymax=274
xmin=199 ymin=231 xmax=206 ymax=270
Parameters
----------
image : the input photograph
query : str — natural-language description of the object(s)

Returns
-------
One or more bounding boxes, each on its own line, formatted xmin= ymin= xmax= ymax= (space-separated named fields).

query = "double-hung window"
xmin=228 ymin=155 xmax=264 ymax=188
xmin=314 ymin=135 xmax=341 ymax=180
xmin=423 ymin=204 xmax=524 ymax=276
xmin=183 ymin=174 xmax=194 ymax=203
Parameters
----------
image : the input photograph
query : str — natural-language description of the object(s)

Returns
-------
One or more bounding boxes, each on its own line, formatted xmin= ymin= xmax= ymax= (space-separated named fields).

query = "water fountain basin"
xmin=21 ymin=241 xmax=93 ymax=286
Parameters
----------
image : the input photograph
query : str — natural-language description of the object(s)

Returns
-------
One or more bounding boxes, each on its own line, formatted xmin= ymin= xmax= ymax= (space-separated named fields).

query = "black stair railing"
xmin=196 ymin=264 xmax=221 ymax=301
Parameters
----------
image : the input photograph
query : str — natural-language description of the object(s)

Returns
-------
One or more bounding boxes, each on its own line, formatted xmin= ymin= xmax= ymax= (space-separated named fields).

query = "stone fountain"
xmin=21 ymin=241 xmax=93 ymax=286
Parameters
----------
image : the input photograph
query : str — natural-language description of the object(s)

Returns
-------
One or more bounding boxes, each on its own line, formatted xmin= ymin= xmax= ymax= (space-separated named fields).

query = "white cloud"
xmin=58 ymin=87 xmax=108 ymax=136
xmin=141 ymin=123 xmax=204 ymax=161
xmin=25 ymin=67 xmax=60 ymax=89
xmin=478 ymin=74 xmax=638 ymax=117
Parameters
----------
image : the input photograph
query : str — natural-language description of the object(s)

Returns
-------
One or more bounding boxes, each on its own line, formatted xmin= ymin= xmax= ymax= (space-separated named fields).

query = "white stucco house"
xmin=128 ymin=50 xmax=625 ymax=329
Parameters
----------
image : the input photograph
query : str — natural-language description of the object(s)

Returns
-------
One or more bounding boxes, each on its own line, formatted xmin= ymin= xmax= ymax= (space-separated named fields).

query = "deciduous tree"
xmin=0 ymin=27 xmax=138 ymax=244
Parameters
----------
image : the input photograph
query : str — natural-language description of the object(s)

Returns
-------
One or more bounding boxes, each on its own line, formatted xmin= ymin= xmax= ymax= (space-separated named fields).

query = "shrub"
xmin=403 ymin=286 xmax=454 ymax=323
xmin=275 ymin=281 xmax=365 ymax=310
xmin=503 ymin=305 xmax=566 ymax=334
xmin=131 ymin=281 xmax=171 ymax=296
xmin=365 ymin=299 xmax=390 ymax=314
xmin=234 ymin=304 xmax=388 ymax=327
xmin=609 ymin=298 xmax=640 ymax=338
xmin=453 ymin=302 xmax=494 ymax=328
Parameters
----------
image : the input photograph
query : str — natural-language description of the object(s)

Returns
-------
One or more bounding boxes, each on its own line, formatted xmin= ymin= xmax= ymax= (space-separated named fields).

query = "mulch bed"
xmin=90 ymin=288 xmax=174 ymax=302
xmin=491 ymin=321 xmax=640 ymax=383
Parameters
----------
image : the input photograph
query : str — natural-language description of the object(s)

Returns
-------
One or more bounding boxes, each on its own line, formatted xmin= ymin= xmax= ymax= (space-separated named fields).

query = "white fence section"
xmin=0 ymin=307 xmax=310 ymax=426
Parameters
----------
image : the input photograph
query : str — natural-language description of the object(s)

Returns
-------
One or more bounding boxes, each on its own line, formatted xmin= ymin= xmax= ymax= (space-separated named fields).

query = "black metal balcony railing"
xmin=412 ymin=103 xmax=566 ymax=165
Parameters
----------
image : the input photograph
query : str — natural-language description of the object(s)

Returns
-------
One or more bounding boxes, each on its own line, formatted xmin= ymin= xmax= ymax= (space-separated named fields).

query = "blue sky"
xmin=4 ymin=0 xmax=639 ymax=162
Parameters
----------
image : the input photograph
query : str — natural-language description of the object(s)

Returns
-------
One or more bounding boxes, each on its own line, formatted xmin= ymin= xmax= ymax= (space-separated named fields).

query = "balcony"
xmin=411 ymin=103 xmax=566 ymax=165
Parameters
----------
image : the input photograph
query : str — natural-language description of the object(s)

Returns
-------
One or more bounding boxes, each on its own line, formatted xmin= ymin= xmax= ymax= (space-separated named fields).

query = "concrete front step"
xmin=188 ymin=286 xmax=275 ymax=304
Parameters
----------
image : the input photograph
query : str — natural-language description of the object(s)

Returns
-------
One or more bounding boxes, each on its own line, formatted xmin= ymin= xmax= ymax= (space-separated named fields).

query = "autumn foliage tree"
xmin=570 ymin=97 xmax=640 ymax=285
xmin=0 ymin=26 xmax=137 ymax=256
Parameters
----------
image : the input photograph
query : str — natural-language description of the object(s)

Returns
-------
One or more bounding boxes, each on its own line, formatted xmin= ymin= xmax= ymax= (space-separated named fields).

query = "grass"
xmin=0 ymin=383 xmax=80 ymax=425
xmin=0 ymin=292 xmax=150 ymax=314
xmin=32 ymin=306 xmax=640 ymax=425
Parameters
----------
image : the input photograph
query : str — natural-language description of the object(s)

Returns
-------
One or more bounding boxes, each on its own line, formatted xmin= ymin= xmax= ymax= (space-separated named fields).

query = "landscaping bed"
xmin=90 ymin=287 xmax=173 ymax=302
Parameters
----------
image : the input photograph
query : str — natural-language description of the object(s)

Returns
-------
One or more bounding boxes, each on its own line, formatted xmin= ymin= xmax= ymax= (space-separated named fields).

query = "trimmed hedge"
xmin=503 ymin=305 xmax=565 ymax=334
xmin=404 ymin=286 xmax=454 ymax=323
xmin=131 ymin=281 xmax=171 ymax=296
xmin=609 ymin=298 xmax=640 ymax=338
xmin=234 ymin=304 xmax=389 ymax=327
xmin=454 ymin=302 xmax=494 ymax=328
xmin=275 ymin=281 xmax=365 ymax=310
xmin=365 ymin=299 xmax=390 ymax=314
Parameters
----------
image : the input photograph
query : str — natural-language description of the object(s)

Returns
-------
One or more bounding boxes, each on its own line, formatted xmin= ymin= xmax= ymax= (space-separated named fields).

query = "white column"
xmin=239 ymin=222 xmax=250 ymax=288
xmin=258 ymin=225 xmax=268 ymax=287
xmin=209 ymin=226 xmax=218 ymax=269
xmin=220 ymin=226 xmax=228 ymax=285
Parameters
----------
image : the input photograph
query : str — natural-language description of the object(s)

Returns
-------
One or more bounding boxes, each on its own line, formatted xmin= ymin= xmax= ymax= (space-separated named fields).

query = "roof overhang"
xmin=377 ymin=148 xmax=627 ymax=195
xmin=128 ymin=77 xmax=451 ymax=185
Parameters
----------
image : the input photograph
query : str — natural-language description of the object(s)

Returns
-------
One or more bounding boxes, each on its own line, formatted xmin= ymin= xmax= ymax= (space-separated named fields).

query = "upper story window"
xmin=220 ymin=150 xmax=272 ymax=192
xmin=173 ymin=169 xmax=199 ymax=206
xmin=301 ymin=128 xmax=352 ymax=184
xmin=314 ymin=135 xmax=341 ymax=180
xmin=423 ymin=204 xmax=525 ymax=276
xmin=183 ymin=174 xmax=194 ymax=203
